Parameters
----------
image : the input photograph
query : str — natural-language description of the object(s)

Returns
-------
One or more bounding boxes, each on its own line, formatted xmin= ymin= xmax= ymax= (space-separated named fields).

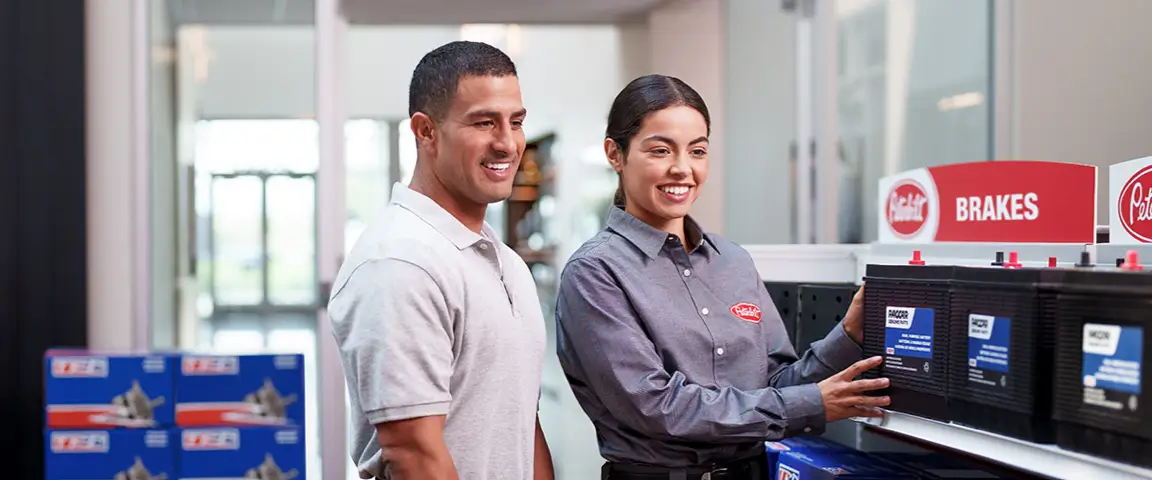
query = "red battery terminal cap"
xmin=1121 ymin=250 xmax=1144 ymax=271
xmin=1004 ymin=251 xmax=1023 ymax=269
xmin=1048 ymin=257 xmax=1058 ymax=268
xmin=908 ymin=250 xmax=926 ymax=265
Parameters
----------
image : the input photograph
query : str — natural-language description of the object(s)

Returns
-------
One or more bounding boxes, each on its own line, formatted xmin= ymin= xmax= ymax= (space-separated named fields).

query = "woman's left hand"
xmin=842 ymin=284 xmax=865 ymax=345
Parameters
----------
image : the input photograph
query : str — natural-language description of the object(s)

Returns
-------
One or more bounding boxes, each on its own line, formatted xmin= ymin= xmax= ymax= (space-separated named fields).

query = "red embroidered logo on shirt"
xmin=730 ymin=303 xmax=762 ymax=323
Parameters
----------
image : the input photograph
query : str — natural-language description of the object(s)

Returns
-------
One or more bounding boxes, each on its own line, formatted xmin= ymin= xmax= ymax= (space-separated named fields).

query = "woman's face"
xmin=612 ymin=105 xmax=710 ymax=225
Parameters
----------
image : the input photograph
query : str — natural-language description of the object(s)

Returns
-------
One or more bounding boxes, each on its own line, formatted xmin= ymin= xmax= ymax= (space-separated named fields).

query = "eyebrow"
xmin=643 ymin=135 xmax=709 ymax=145
xmin=465 ymin=108 xmax=528 ymax=119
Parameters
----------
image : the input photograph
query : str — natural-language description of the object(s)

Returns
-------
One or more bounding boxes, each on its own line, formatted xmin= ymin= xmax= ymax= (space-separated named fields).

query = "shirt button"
xmin=683 ymin=269 xmax=691 ymax=277
xmin=479 ymin=243 xmax=489 ymax=250
xmin=716 ymin=347 xmax=724 ymax=356
xmin=804 ymin=427 xmax=812 ymax=433
xmin=668 ymin=236 xmax=676 ymax=242
xmin=701 ymin=308 xmax=709 ymax=315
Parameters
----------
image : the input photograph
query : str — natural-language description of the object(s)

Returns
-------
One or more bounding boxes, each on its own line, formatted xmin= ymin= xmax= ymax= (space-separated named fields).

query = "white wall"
xmin=647 ymin=0 xmax=726 ymax=234
xmin=1012 ymin=0 xmax=1152 ymax=222
xmin=723 ymin=0 xmax=797 ymax=244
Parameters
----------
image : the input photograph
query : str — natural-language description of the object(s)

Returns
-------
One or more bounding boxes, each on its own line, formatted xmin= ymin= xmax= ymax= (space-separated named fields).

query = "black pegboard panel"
xmin=796 ymin=283 xmax=859 ymax=354
xmin=764 ymin=282 xmax=799 ymax=349
xmin=862 ymin=264 xmax=953 ymax=422
xmin=1053 ymin=270 xmax=1152 ymax=468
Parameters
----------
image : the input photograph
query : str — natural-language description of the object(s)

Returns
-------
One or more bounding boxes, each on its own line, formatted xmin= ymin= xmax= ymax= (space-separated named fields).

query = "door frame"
xmin=315 ymin=0 xmax=350 ymax=477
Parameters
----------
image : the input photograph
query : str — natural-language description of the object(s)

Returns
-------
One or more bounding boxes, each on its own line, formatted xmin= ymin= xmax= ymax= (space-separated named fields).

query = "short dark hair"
xmin=606 ymin=74 xmax=711 ymax=207
xmin=408 ymin=41 xmax=518 ymax=121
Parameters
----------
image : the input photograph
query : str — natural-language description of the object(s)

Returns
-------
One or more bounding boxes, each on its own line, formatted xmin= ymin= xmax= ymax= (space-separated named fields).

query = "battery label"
xmin=968 ymin=314 xmax=1011 ymax=389
xmin=884 ymin=306 xmax=934 ymax=378
xmin=1082 ymin=323 xmax=1143 ymax=413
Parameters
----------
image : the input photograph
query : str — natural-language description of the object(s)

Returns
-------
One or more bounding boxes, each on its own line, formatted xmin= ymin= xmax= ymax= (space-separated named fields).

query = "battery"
xmin=862 ymin=263 xmax=953 ymax=421
xmin=44 ymin=350 xmax=177 ymax=429
xmin=44 ymin=428 xmax=176 ymax=480
xmin=947 ymin=266 xmax=1063 ymax=443
xmin=1053 ymin=268 xmax=1152 ymax=467
xmin=175 ymin=354 xmax=305 ymax=427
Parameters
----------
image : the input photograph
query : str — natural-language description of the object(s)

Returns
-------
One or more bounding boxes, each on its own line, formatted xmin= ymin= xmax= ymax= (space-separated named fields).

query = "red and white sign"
xmin=729 ymin=303 xmax=762 ymax=323
xmin=877 ymin=161 xmax=1097 ymax=244
xmin=1110 ymin=156 xmax=1152 ymax=243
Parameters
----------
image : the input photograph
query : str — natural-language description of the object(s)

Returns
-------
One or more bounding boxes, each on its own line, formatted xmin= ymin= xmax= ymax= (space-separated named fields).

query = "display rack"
xmin=857 ymin=411 xmax=1152 ymax=480
xmin=746 ymin=242 xmax=1152 ymax=480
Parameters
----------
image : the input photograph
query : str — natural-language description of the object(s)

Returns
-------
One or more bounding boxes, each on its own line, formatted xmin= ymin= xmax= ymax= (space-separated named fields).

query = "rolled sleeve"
xmin=556 ymin=258 xmax=803 ymax=443
xmin=331 ymin=258 xmax=454 ymax=425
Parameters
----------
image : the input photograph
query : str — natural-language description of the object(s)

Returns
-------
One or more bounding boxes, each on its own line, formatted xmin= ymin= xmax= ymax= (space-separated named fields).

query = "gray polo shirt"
xmin=555 ymin=207 xmax=862 ymax=467
xmin=328 ymin=183 xmax=546 ymax=480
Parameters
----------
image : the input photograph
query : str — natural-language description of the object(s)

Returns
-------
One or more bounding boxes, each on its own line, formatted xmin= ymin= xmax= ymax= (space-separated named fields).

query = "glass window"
xmin=836 ymin=0 xmax=993 ymax=242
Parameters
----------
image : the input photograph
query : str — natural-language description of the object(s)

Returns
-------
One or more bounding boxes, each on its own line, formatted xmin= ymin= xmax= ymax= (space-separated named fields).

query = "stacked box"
xmin=44 ymin=351 xmax=178 ymax=429
xmin=177 ymin=426 xmax=305 ymax=479
xmin=45 ymin=429 xmax=177 ymax=480
xmin=175 ymin=354 xmax=306 ymax=427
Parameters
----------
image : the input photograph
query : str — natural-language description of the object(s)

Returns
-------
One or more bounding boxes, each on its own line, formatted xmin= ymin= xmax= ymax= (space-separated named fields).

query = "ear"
xmin=410 ymin=112 xmax=438 ymax=151
xmin=604 ymin=139 xmax=623 ymax=173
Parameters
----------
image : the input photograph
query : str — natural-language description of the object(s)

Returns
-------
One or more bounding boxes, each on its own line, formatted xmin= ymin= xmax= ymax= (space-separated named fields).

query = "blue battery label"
xmin=1082 ymin=323 xmax=1143 ymax=413
xmin=884 ymin=306 xmax=935 ymax=378
xmin=968 ymin=314 xmax=1011 ymax=389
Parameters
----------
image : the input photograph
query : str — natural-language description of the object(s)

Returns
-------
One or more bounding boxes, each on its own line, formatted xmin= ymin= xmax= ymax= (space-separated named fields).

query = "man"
xmin=328 ymin=41 xmax=554 ymax=480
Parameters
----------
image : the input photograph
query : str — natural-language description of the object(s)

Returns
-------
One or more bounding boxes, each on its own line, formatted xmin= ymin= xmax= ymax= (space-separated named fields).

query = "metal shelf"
xmin=856 ymin=410 xmax=1152 ymax=480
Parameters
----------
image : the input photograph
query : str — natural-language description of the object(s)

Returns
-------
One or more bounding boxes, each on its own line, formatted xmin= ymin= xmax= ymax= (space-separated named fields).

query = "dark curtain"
xmin=0 ymin=0 xmax=89 ymax=477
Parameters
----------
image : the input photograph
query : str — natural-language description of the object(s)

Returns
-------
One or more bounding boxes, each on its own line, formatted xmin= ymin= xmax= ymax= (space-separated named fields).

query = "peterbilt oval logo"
xmin=730 ymin=303 xmax=762 ymax=323
xmin=886 ymin=180 xmax=930 ymax=238
xmin=1118 ymin=165 xmax=1152 ymax=242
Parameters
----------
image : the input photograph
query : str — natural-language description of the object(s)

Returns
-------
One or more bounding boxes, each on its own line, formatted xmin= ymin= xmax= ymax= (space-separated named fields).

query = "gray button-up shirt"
xmin=555 ymin=207 xmax=862 ymax=467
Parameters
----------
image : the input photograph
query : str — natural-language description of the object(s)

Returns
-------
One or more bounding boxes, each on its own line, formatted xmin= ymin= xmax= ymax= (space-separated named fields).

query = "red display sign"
xmin=877 ymin=161 xmax=1098 ymax=244
xmin=1111 ymin=157 xmax=1152 ymax=244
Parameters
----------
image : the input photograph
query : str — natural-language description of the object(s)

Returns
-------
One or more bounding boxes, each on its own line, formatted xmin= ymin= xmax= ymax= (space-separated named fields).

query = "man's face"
xmin=432 ymin=75 xmax=527 ymax=206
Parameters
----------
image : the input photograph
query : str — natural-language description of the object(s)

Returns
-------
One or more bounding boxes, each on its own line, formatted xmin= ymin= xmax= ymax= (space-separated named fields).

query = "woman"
xmin=554 ymin=74 xmax=890 ymax=480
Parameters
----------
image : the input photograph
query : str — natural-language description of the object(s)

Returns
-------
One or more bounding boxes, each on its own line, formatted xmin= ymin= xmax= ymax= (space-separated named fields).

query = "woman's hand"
xmin=842 ymin=284 xmax=865 ymax=345
xmin=817 ymin=356 xmax=890 ymax=423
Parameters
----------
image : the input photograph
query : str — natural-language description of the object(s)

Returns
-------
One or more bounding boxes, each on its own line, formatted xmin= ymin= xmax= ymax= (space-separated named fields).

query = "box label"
xmin=968 ymin=314 xmax=1011 ymax=389
xmin=1082 ymin=323 xmax=1143 ymax=413
xmin=884 ymin=306 xmax=934 ymax=378
xmin=777 ymin=462 xmax=800 ymax=480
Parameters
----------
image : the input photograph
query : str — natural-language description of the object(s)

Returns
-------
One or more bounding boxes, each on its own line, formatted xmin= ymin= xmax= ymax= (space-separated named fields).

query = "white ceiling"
xmin=168 ymin=0 xmax=667 ymax=25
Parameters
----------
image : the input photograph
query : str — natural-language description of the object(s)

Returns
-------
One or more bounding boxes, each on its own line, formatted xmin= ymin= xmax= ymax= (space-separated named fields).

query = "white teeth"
xmin=660 ymin=186 xmax=690 ymax=195
xmin=483 ymin=163 xmax=510 ymax=171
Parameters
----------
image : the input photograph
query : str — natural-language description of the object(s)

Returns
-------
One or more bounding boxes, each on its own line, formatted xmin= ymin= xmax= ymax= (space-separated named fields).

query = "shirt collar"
xmin=606 ymin=206 xmax=721 ymax=259
xmin=390 ymin=183 xmax=492 ymax=250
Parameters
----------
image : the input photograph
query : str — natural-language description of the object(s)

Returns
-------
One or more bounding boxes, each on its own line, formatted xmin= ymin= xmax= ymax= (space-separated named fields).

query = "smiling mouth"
xmin=482 ymin=162 xmax=512 ymax=172
xmin=659 ymin=185 xmax=692 ymax=195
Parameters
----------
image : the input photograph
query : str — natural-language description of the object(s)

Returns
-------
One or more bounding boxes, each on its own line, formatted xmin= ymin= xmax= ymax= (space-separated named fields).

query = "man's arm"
xmin=376 ymin=416 xmax=458 ymax=480
xmin=533 ymin=416 xmax=554 ymax=480
xmin=330 ymin=257 xmax=458 ymax=479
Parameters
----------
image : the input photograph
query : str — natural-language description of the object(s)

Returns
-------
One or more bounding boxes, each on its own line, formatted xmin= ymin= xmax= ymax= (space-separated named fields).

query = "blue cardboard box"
xmin=45 ymin=429 xmax=176 ymax=480
xmin=873 ymin=452 xmax=1005 ymax=479
xmin=177 ymin=426 xmax=305 ymax=480
xmin=44 ymin=350 xmax=177 ymax=428
xmin=175 ymin=354 xmax=305 ymax=427
xmin=776 ymin=449 xmax=919 ymax=479
xmin=766 ymin=436 xmax=848 ymax=476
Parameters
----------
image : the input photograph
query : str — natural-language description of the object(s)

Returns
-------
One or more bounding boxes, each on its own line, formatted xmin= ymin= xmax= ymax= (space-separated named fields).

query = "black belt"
xmin=602 ymin=454 xmax=768 ymax=480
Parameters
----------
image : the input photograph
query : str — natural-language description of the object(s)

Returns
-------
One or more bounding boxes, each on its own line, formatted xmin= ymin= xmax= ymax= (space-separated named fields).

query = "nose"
xmin=490 ymin=122 xmax=516 ymax=159
xmin=668 ymin=151 xmax=690 ymax=177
